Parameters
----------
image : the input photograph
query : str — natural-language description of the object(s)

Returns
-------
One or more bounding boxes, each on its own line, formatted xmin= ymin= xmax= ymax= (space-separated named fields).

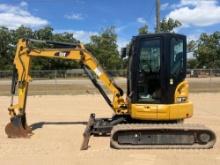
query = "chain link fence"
xmin=187 ymin=69 xmax=220 ymax=78
xmin=0 ymin=69 xmax=220 ymax=95
xmin=0 ymin=69 xmax=220 ymax=79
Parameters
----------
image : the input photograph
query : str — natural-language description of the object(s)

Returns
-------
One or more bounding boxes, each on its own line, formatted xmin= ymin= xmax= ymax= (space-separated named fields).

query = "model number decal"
xmin=54 ymin=51 xmax=70 ymax=57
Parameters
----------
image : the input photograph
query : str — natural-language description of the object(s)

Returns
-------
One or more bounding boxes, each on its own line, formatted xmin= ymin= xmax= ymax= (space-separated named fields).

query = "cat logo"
xmin=54 ymin=51 xmax=70 ymax=57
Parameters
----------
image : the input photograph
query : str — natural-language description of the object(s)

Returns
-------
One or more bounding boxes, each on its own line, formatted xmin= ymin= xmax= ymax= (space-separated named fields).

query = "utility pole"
xmin=156 ymin=0 xmax=160 ymax=33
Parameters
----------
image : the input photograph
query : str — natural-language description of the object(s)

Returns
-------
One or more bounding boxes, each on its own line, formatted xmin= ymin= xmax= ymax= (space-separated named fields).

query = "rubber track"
xmin=110 ymin=123 xmax=216 ymax=149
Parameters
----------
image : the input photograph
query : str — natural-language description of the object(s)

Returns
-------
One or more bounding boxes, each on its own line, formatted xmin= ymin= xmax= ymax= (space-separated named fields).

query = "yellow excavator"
xmin=5 ymin=33 xmax=216 ymax=150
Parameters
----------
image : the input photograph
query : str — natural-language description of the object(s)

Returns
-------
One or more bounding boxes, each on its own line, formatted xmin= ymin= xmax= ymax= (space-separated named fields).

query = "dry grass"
xmin=0 ymin=77 xmax=220 ymax=96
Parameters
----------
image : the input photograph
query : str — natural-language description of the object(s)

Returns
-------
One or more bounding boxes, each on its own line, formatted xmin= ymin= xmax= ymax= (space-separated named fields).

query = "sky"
xmin=0 ymin=0 xmax=220 ymax=48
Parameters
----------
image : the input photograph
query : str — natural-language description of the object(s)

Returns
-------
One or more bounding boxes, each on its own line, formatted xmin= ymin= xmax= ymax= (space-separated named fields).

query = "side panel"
xmin=131 ymin=104 xmax=158 ymax=119
xmin=130 ymin=102 xmax=193 ymax=120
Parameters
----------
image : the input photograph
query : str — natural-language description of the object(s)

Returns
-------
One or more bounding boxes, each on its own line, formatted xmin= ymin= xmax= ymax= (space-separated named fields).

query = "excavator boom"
xmin=6 ymin=38 xmax=127 ymax=141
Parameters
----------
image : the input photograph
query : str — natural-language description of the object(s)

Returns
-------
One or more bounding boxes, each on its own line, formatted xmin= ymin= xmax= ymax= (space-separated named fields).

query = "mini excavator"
xmin=5 ymin=33 xmax=216 ymax=150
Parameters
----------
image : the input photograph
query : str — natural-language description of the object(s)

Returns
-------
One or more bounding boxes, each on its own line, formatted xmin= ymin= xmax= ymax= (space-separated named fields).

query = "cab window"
xmin=170 ymin=38 xmax=184 ymax=78
xmin=137 ymin=39 xmax=161 ymax=103
xmin=139 ymin=39 xmax=160 ymax=73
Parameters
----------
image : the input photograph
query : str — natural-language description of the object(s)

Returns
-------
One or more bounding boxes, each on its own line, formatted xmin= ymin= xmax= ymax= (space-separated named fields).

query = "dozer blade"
xmin=5 ymin=115 xmax=32 ymax=138
xmin=80 ymin=113 xmax=96 ymax=150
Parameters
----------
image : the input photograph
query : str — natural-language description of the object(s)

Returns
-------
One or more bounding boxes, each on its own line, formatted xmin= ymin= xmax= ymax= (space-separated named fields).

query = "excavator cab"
xmin=124 ymin=33 xmax=192 ymax=120
xmin=127 ymin=33 xmax=186 ymax=104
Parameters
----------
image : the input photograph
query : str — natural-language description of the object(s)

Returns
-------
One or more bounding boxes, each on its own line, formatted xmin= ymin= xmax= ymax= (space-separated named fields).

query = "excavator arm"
xmin=5 ymin=38 xmax=127 ymax=141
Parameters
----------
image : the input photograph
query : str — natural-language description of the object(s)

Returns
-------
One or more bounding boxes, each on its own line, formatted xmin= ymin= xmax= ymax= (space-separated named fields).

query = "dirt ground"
xmin=0 ymin=93 xmax=220 ymax=165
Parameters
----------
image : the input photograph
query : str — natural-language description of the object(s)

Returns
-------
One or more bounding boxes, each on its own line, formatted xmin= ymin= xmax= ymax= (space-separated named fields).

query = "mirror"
xmin=120 ymin=47 xmax=127 ymax=58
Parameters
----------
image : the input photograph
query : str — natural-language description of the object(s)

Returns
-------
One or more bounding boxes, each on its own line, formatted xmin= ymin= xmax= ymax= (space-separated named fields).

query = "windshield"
xmin=137 ymin=39 xmax=161 ymax=103
xmin=139 ymin=39 xmax=160 ymax=73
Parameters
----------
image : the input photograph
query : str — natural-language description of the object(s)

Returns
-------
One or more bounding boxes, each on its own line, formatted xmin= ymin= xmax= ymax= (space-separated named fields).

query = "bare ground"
xmin=0 ymin=93 xmax=220 ymax=165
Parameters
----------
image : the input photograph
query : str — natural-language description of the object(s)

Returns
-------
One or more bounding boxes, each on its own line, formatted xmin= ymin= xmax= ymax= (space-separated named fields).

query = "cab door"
xmin=168 ymin=36 xmax=186 ymax=103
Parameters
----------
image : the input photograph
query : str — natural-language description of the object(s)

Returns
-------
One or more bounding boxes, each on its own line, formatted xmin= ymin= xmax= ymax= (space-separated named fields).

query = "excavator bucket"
xmin=5 ymin=115 xmax=32 ymax=138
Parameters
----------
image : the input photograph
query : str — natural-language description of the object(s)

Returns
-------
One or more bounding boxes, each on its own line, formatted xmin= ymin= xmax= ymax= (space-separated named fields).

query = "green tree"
xmin=0 ymin=26 xmax=37 ymax=70
xmin=187 ymin=59 xmax=198 ymax=69
xmin=34 ymin=26 xmax=53 ymax=40
xmin=187 ymin=40 xmax=197 ymax=53
xmin=0 ymin=25 xmax=123 ymax=71
xmin=186 ymin=40 xmax=199 ymax=69
xmin=12 ymin=26 xmax=34 ymax=42
xmin=195 ymin=32 xmax=220 ymax=68
xmin=86 ymin=26 xmax=122 ymax=70
xmin=0 ymin=27 xmax=14 ymax=70
xmin=138 ymin=24 xmax=149 ymax=35
xmin=0 ymin=26 xmax=81 ymax=70
xmin=159 ymin=18 xmax=182 ymax=33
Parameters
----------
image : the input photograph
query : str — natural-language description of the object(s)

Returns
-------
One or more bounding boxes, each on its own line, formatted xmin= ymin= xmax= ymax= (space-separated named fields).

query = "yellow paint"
xmin=174 ymin=80 xmax=189 ymax=103
xmin=131 ymin=102 xmax=193 ymax=120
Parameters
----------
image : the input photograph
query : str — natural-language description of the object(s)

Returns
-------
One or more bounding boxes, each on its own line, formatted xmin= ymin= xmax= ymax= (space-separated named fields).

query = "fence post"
xmin=54 ymin=70 xmax=57 ymax=84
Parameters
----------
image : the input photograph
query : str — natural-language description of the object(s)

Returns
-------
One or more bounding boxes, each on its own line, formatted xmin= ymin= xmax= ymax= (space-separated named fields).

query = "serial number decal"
xmin=54 ymin=51 xmax=70 ymax=57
